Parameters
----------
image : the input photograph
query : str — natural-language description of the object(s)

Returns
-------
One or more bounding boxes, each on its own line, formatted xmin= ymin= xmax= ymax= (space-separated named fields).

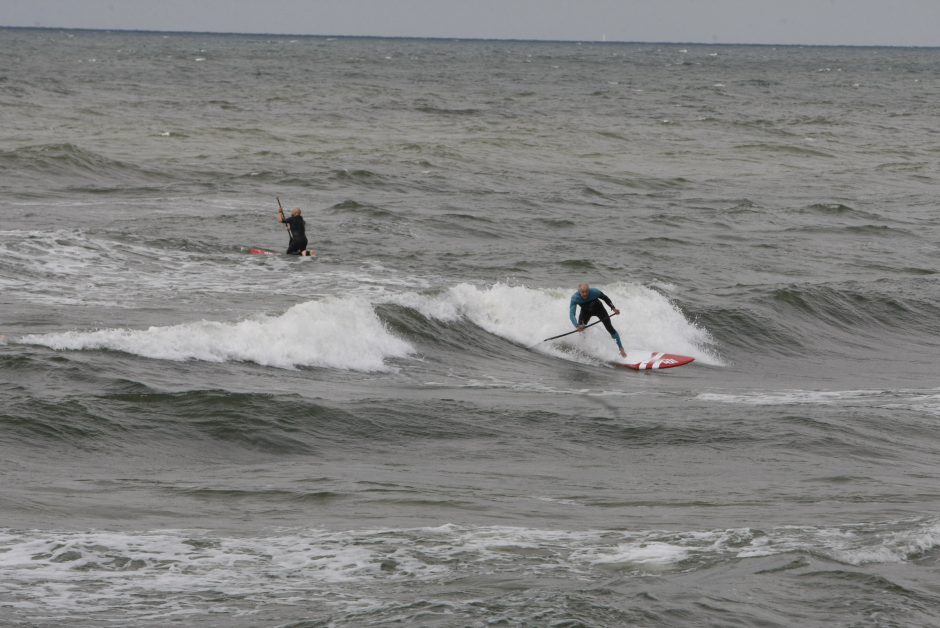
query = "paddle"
xmin=540 ymin=311 xmax=620 ymax=343
xmin=277 ymin=195 xmax=295 ymax=241
xmin=542 ymin=319 xmax=604 ymax=342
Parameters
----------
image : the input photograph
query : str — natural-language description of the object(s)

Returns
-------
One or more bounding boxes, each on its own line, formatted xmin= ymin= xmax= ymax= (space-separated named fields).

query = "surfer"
xmin=569 ymin=283 xmax=626 ymax=358
xmin=277 ymin=205 xmax=315 ymax=256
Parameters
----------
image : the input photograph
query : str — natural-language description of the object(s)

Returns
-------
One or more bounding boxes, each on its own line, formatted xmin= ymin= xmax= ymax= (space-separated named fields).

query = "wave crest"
xmin=22 ymin=298 xmax=414 ymax=372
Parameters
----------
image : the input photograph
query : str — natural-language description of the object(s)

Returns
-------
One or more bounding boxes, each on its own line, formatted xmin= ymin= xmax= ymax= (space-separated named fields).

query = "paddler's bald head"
xmin=578 ymin=283 xmax=590 ymax=298
xmin=291 ymin=207 xmax=301 ymax=217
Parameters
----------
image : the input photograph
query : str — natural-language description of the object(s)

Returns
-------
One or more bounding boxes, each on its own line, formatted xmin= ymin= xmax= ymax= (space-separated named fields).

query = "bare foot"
xmin=619 ymin=349 xmax=627 ymax=358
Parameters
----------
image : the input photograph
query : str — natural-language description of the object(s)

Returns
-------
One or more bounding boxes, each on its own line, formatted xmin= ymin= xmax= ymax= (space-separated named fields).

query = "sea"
xmin=1 ymin=27 xmax=939 ymax=627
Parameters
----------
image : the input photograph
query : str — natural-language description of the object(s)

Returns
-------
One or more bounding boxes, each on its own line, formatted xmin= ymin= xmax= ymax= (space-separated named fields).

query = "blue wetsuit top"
xmin=569 ymin=288 xmax=615 ymax=327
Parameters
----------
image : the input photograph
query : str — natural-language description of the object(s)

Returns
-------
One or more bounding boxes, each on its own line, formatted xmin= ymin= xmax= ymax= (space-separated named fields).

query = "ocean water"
xmin=2 ymin=27 xmax=940 ymax=626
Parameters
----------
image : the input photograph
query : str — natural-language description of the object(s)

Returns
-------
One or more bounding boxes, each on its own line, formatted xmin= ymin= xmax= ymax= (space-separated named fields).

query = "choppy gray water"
xmin=2 ymin=28 xmax=940 ymax=626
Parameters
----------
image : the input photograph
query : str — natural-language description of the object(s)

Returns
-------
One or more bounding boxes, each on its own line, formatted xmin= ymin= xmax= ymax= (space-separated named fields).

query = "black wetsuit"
xmin=578 ymin=299 xmax=616 ymax=332
xmin=569 ymin=288 xmax=623 ymax=350
xmin=284 ymin=215 xmax=308 ymax=255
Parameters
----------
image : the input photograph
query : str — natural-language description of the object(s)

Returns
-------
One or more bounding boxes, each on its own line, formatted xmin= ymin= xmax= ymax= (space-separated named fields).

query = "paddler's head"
xmin=578 ymin=283 xmax=590 ymax=299
xmin=291 ymin=207 xmax=302 ymax=217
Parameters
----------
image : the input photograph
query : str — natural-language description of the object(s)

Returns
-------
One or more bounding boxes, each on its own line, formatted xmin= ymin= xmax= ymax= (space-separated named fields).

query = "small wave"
xmin=787 ymin=203 xmax=896 ymax=228
xmin=581 ymin=185 xmax=608 ymax=198
xmin=1 ymin=395 xmax=112 ymax=447
xmin=699 ymin=389 xmax=890 ymax=406
xmin=21 ymin=298 xmax=414 ymax=372
xmin=875 ymin=161 xmax=930 ymax=174
xmin=423 ymin=216 xmax=504 ymax=240
xmin=843 ymin=224 xmax=909 ymax=236
xmin=717 ymin=199 xmax=762 ymax=215
xmin=593 ymin=172 xmax=692 ymax=192
xmin=800 ymin=202 xmax=860 ymax=215
xmin=768 ymin=284 xmax=940 ymax=331
xmin=638 ymin=236 xmax=693 ymax=245
xmin=1 ymin=384 xmax=343 ymax=453
xmin=698 ymin=388 xmax=940 ymax=416
xmin=535 ymin=218 xmax=577 ymax=228
xmin=898 ymin=267 xmax=938 ymax=276
xmin=205 ymin=126 xmax=280 ymax=139
xmin=791 ymin=115 xmax=837 ymax=126
xmin=328 ymin=199 xmax=396 ymax=218
xmin=558 ymin=259 xmax=597 ymax=270
xmin=329 ymin=168 xmax=392 ymax=188
xmin=699 ymin=278 xmax=940 ymax=355
xmin=733 ymin=142 xmax=834 ymax=158
xmin=414 ymin=104 xmax=482 ymax=116
xmin=738 ymin=78 xmax=782 ymax=88
xmin=0 ymin=143 xmax=171 ymax=190
xmin=439 ymin=212 xmax=495 ymax=223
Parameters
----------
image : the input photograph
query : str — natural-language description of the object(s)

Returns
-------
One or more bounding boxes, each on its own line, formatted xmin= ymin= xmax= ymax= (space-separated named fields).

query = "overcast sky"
xmin=3 ymin=0 xmax=940 ymax=47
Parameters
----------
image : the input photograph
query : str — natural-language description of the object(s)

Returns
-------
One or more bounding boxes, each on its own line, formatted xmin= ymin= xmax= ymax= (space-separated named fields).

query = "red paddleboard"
xmin=613 ymin=351 xmax=694 ymax=371
xmin=242 ymin=247 xmax=317 ymax=257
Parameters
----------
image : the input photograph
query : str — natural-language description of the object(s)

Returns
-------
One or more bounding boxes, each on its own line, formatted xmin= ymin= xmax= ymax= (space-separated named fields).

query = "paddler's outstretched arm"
xmin=569 ymin=294 xmax=580 ymax=328
xmin=597 ymin=290 xmax=621 ymax=316
xmin=276 ymin=195 xmax=287 ymax=225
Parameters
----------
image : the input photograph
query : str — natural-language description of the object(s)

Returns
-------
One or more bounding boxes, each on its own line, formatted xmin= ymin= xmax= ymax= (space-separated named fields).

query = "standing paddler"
xmin=276 ymin=197 xmax=315 ymax=256
xmin=569 ymin=282 xmax=626 ymax=358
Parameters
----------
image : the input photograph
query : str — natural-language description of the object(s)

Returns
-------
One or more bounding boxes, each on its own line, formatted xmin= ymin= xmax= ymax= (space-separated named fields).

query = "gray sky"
xmin=3 ymin=0 xmax=940 ymax=46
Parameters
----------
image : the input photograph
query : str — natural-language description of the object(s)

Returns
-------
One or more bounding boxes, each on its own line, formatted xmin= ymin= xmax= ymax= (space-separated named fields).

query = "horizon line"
xmin=2 ymin=24 xmax=938 ymax=50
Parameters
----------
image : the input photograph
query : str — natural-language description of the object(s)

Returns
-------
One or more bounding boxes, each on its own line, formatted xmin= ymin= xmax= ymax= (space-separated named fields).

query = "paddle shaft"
xmin=277 ymin=196 xmax=289 ymax=231
xmin=542 ymin=312 xmax=618 ymax=342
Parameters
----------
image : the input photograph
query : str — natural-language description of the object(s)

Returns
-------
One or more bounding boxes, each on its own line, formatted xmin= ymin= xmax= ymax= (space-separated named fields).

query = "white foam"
xmin=532 ymin=496 xmax=581 ymax=506
xmin=0 ymin=228 xmax=431 ymax=308
xmin=0 ymin=528 xmax=441 ymax=621
xmin=3 ymin=520 xmax=937 ymax=621
xmin=591 ymin=541 xmax=690 ymax=566
xmin=389 ymin=281 xmax=722 ymax=365
xmin=698 ymin=390 xmax=882 ymax=405
xmin=733 ymin=521 xmax=940 ymax=566
xmin=824 ymin=522 xmax=940 ymax=565
xmin=22 ymin=298 xmax=413 ymax=372
xmin=422 ymin=377 xmax=645 ymax=398
xmin=698 ymin=388 xmax=940 ymax=409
